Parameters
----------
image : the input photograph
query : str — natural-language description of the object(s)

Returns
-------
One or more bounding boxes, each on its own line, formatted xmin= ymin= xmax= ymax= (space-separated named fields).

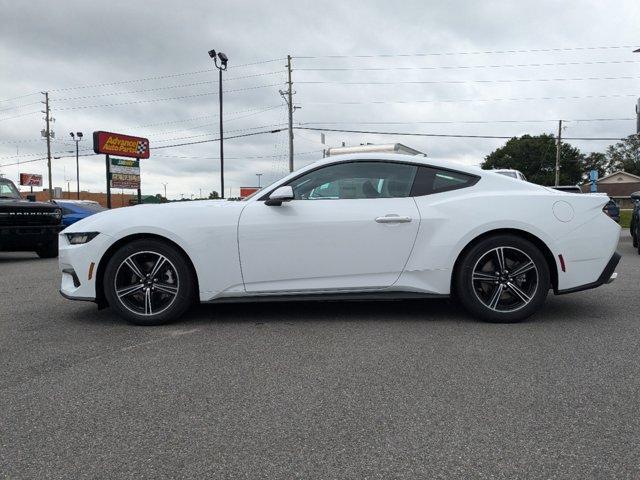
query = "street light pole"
xmin=70 ymin=131 xmax=83 ymax=199
xmin=256 ymin=173 xmax=262 ymax=188
xmin=208 ymin=49 xmax=228 ymax=198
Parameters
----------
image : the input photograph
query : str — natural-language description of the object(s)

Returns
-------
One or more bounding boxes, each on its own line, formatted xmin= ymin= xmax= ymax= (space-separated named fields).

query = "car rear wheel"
xmin=103 ymin=239 xmax=195 ymax=326
xmin=455 ymin=234 xmax=550 ymax=323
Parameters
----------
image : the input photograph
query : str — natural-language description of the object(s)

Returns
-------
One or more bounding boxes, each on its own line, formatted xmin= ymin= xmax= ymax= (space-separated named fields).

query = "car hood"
xmin=0 ymin=198 xmax=60 ymax=211
xmin=64 ymin=200 xmax=245 ymax=235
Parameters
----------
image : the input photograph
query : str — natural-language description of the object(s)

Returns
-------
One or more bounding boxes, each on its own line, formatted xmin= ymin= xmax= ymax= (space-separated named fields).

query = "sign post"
xmin=589 ymin=169 xmax=599 ymax=193
xmin=93 ymin=131 xmax=149 ymax=208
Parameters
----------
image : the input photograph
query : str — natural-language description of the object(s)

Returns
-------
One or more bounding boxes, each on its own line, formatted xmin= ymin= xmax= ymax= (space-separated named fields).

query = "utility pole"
xmin=42 ymin=92 xmax=53 ymax=200
xmin=287 ymin=55 xmax=294 ymax=172
xmin=280 ymin=55 xmax=297 ymax=172
xmin=555 ymin=119 xmax=562 ymax=187
xmin=162 ymin=182 xmax=168 ymax=200
xmin=636 ymin=97 xmax=639 ymax=134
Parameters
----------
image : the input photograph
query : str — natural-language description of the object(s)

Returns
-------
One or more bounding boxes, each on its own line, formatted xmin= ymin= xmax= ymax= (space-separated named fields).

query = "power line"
xmin=0 ymin=101 xmax=41 ymax=112
xmin=150 ymin=123 xmax=288 ymax=143
xmin=0 ymin=92 xmax=40 ymax=104
xmin=55 ymin=89 xmax=283 ymax=110
xmin=0 ymin=111 xmax=41 ymax=122
xmin=296 ymin=59 xmax=640 ymax=72
xmin=151 ymin=150 xmax=323 ymax=160
xmin=53 ymin=82 xmax=284 ymax=102
xmin=149 ymin=128 xmax=285 ymax=150
xmin=295 ymin=126 xmax=629 ymax=141
xmin=135 ymin=105 xmax=284 ymax=128
xmin=296 ymin=75 xmax=640 ymax=86
xmin=0 ymin=129 xmax=286 ymax=168
xmin=299 ymin=117 xmax=636 ymax=126
xmin=305 ymin=93 xmax=638 ymax=106
xmin=48 ymin=59 xmax=286 ymax=93
xmin=294 ymin=45 xmax=640 ymax=59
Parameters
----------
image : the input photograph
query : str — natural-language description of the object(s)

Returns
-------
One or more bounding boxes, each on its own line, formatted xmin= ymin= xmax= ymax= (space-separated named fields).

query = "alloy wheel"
xmin=114 ymin=251 xmax=180 ymax=316
xmin=471 ymin=246 xmax=539 ymax=313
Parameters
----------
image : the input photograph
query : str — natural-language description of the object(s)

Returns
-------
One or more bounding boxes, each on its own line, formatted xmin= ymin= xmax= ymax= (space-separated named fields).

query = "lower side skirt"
xmin=204 ymin=291 xmax=449 ymax=304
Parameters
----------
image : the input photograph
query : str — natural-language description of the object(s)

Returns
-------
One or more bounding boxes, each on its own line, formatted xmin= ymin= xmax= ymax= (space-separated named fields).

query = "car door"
xmin=238 ymin=160 xmax=421 ymax=293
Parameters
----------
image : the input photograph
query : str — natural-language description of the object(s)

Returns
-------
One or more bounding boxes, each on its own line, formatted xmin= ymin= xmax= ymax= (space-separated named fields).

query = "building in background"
xmin=20 ymin=190 xmax=165 ymax=208
xmin=581 ymin=171 xmax=640 ymax=208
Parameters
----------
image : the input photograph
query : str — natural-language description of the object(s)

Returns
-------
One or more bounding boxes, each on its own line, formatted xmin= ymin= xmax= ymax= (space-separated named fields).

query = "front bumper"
xmin=555 ymin=252 xmax=621 ymax=295
xmin=0 ymin=225 xmax=62 ymax=251
xmin=59 ymin=232 xmax=112 ymax=302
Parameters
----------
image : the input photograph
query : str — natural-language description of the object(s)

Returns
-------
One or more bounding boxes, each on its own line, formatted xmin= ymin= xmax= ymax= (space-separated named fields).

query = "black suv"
xmin=0 ymin=178 xmax=63 ymax=258
xmin=631 ymin=191 xmax=640 ymax=253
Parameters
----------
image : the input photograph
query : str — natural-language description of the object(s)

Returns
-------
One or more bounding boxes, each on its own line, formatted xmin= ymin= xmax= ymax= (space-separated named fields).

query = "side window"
xmin=411 ymin=166 xmax=479 ymax=196
xmin=287 ymin=161 xmax=418 ymax=200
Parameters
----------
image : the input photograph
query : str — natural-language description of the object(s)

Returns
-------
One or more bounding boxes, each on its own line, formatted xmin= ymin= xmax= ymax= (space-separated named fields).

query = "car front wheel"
xmin=455 ymin=234 xmax=550 ymax=323
xmin=103 ymin=239 xmax=195 ymax=325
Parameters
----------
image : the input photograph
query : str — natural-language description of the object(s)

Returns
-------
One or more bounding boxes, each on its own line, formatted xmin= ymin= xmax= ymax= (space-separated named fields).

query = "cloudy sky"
xmin=0 ymin=0 xmax=638 ymax=199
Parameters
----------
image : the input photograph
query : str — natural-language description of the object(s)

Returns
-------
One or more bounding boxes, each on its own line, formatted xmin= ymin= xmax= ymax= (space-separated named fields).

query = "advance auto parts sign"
xmin=110 ymin=158 xmax=140 ymax=189
xmin=93 ymin=131 xmax=150 ymax=159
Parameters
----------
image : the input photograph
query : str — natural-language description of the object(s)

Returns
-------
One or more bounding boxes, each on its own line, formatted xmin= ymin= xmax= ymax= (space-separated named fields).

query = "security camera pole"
xmin=70 ymin=131 xmax=83 ymax=199
xmin=208 ymin=49 xmax=228 ymax=198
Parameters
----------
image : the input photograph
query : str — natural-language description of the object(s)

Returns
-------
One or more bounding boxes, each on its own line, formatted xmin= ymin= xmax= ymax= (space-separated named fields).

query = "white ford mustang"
xmin=59 ymin=153 xmax=620 ymax=325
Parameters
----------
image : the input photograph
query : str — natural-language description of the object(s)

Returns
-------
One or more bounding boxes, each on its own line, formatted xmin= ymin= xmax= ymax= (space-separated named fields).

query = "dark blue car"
xmin=54 ymin=200 xmax=106 ymax=228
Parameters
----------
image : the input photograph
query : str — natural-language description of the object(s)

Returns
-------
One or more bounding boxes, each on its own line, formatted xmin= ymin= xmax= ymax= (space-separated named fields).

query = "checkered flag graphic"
xmin=136 ymin=140 xmax=148 ymax=156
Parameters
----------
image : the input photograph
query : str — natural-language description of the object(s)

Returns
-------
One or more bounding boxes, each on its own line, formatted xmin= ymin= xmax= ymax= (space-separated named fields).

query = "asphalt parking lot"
xmin=1 ymin=232 xmax=639 ymax=479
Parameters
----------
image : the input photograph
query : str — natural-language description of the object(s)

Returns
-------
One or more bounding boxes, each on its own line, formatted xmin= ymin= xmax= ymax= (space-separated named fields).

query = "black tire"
xmin=37 ymin=240 xmax=58 ymax=258
xmin=103 ymin=239 xmax=195 ymax=326
xmin=454 ymin=234 xmax=550 ymax=323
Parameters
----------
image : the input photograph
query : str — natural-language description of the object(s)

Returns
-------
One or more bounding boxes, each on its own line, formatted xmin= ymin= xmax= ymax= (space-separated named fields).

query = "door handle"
xmin=375 ymin=215 xmax=412 ymax=224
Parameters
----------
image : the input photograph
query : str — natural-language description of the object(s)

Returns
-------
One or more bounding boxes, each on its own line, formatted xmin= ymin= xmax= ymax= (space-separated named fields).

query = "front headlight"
xmin=65 ymin=232 xmax=99 ymax=245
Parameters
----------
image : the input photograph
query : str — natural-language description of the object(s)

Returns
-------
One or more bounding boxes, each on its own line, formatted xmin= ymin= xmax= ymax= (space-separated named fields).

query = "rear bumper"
xmin=555 ymin=252 xmax=621 ymax=295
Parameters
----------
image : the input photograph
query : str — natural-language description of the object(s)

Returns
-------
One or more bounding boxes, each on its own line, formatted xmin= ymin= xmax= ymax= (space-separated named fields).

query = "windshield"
xmin=0 ymin=179 xmax=21 ymax=199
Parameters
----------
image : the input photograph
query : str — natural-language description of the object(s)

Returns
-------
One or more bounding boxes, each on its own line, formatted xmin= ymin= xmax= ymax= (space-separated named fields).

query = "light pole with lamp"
xmin=69 ymin=131 xmax=83 ymax=199
xmin=208 ymin=49 xmax=228 ymax=198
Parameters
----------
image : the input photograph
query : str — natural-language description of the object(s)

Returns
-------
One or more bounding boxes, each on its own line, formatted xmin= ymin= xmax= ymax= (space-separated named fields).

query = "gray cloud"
xmin=0 ymin=0 xmax=638 ymax=198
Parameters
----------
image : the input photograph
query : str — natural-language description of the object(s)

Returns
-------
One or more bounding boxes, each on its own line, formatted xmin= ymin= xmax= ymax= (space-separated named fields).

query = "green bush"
xmin=620 ymin=209 xmax=632 ymax=229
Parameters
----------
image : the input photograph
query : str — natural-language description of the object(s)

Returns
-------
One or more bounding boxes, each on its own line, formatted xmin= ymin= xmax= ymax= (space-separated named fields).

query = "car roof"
xmin=300 ymin=153 xmax=485 ymax=177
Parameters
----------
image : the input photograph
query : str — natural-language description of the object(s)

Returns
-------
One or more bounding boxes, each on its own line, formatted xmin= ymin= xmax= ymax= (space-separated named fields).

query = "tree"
xmin=580 ymin=152 xmax=611 ymax=182
xmin=605 ymin=135 xmax=640 ymax=176
xmin=208 ymin=191 xmax=220 ymax=199
xmin=482 ymin=134 xmax=583 ymax=186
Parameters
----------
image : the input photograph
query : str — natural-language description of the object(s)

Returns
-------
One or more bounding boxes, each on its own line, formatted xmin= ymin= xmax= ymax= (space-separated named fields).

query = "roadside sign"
xmin=19 ymin=173 xmax=43 ymax=187
xmin=240 ymin=187 xmax=260 ymax=198
xmin=111 ymin=173 xmax=140 ymax=189
xmin=93 ymin=131 xmax=150 ymax=159
xmin=109 ymin=157 xmax=140 ymax=175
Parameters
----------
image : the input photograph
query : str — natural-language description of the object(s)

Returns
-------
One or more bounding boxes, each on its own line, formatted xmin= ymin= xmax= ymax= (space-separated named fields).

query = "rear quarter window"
xmin=411 ymin=166 xmax=479 ymax=196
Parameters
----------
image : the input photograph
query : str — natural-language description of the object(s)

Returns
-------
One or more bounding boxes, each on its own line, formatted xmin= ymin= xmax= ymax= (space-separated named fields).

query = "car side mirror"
xmin=630 ymin=191 xmax=640 ymax=201
xmin=265 ymin=186 xmax=294 ymax=206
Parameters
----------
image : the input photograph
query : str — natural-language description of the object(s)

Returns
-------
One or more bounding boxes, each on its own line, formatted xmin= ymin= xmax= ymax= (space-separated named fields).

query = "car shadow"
xmin=65 ymin=289 xmax=614 ymax=329
xmin=0 ymin=253 xmax=42 ymax=263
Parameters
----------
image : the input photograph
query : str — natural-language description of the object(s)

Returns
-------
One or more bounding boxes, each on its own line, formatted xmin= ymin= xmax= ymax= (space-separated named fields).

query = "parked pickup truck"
xmin=0 ymin=177 xmax=63 ymax=258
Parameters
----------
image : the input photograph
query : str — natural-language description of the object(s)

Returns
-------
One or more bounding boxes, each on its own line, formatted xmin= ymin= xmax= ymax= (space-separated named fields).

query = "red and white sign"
xmin=19 ymin=173 xmax=43 ymax=187
xmin=240 ymin=187 xmax=260 ymax=198
xmin=93 ymin=131 xmax=150 ymax=159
